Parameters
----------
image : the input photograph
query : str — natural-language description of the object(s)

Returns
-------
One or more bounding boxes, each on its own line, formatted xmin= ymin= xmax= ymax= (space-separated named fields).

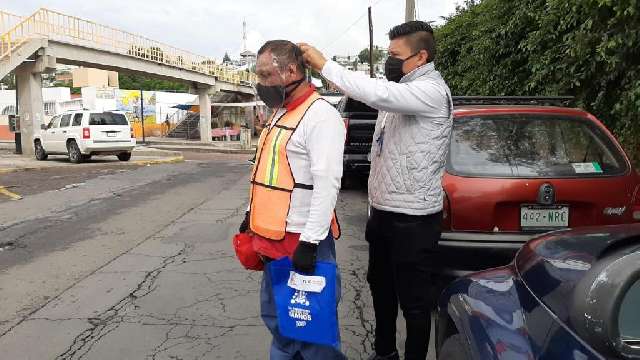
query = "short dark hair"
xmin=389 ymin=21 xmax=436 ymax=63
xmin=257 ymin=40 xmax=306 ymax=75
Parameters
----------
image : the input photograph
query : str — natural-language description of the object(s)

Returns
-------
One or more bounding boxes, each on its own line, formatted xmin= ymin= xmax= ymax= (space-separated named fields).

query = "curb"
xmin=133 ymin=155 xmax=185 ymax=165
xmin=132 ymin=149 xmax=183 ymax=157
xmin=149 ymin=145 xmax=255 ymax=155
xmin=0 ymin=156 xmax=185 ymax=174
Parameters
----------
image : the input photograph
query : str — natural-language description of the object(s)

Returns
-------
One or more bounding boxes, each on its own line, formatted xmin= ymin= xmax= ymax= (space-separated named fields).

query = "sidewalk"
xmin=0 ymin=146 xmax=184 ymax=174
xmin=143 ymin=137 xmax=257 ymax=155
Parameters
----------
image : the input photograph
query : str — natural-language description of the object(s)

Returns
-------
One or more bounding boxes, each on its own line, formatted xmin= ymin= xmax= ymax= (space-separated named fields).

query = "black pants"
xmin=365 ymin=207 xmax=442 ymax=360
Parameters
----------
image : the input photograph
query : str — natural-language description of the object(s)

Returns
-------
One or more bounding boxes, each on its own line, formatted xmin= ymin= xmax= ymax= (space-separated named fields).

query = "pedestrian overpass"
xmin=0 ymin=8 xmax=257 ymax=155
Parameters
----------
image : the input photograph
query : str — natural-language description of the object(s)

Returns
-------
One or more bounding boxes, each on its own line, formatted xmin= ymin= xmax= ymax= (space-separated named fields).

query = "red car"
xmin=439 ymin=97 xmax=640 ymax=272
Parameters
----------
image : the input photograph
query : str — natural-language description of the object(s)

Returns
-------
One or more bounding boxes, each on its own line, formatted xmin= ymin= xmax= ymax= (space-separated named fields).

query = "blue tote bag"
xmin=268 ymin=257 xmax=340 ymax=347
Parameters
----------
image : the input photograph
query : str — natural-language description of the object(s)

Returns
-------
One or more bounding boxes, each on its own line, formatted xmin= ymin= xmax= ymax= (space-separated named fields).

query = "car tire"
xmin=117 ymin=152 xmax=132 ymax=161
xmin=439 ymin=334 xmax=472 ymax=360
xmin=34 ymin=141 xmax=48 ymax=161
xmin=67 ymin=141 xmax=83 ymax=164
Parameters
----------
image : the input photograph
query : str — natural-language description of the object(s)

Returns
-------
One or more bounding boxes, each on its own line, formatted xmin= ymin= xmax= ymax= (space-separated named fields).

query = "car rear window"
xmin=448 ymin=114 xmax=628 ymax=178
xmin=89 ymin=112 xmax=128 ymax=126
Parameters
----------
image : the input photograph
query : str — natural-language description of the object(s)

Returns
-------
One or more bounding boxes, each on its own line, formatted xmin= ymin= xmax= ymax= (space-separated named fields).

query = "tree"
xmin=434 ymin=0 xmax=640 ymax=166
xmin=358 ymin=46 xmax=384 ymax=64
xmin=223 ymin=52 xmax=232 ymax=63
xmin=0 ymin=73 xmax=16 ymax=89
xmin=118 ymin=74 xmax=188 ymax=92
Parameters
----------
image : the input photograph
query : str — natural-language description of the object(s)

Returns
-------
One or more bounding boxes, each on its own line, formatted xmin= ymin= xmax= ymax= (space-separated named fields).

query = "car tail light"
xmin=633 ymin=185 xmax=640 ymax=221
xmin=442 ymin=191 xmax=452 ymax=230
xmin=343 ymin=118 xmax=349 ymax=144
xmin=82 ymin=127 xmax=90 ymax=139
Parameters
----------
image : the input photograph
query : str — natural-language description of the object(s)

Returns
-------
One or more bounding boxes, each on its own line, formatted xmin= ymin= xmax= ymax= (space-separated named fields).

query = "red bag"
xmin=232 ymin=233 xmax=264 ymax=271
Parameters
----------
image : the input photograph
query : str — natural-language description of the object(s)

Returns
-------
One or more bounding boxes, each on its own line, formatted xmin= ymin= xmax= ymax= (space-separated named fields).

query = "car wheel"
xmin=117 ymin=152 xmax=132 ymax=161
xmin=67 ymin=141 xmax=83 ymax=164
xmin=439 ymin=334 xmax=472 ymax=360
xmin=34 ymin=141 xmax=48 ymax=161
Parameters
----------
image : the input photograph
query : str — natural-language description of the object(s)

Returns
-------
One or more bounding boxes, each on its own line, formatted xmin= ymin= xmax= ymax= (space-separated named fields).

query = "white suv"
xmin=34 ymin=110 xmax=136 ymax=163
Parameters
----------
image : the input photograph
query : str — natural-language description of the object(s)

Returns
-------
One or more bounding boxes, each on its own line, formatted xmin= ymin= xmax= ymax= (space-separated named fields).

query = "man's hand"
xmin=298 ymin=43 xmax=327 ymax=72
xmin=292 ymin=240 xmax=319 ymax=274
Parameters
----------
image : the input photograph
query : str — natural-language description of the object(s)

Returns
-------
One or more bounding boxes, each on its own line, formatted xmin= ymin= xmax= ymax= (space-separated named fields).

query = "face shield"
xmin=255 ymin=54 xmax=304 ymax=109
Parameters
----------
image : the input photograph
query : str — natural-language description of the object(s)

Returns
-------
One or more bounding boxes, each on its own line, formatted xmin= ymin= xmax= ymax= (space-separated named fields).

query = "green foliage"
xmin=358 ymin=46 xmax=384 ymax=64
xmin=435 ymin=0 xmax=640 ymax=165
xmin=1 ymin=73 xmax=16 ymax=89
xmin=118 ymin=74 xmax=188 ymax=92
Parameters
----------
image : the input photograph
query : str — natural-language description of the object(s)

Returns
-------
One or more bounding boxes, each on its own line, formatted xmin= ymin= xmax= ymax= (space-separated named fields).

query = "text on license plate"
xmin=107 ymin=132 xmax=117 ymax=137
xmin=520 ymin=206 xmax=569 ymax=228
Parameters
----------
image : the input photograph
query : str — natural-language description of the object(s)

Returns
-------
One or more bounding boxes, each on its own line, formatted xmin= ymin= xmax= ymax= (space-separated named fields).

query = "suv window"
xmin=72 ymin=113 xmax=83 ymax=127
xmin=48 ymin=116 xmax=61 ymax=129
xmin=89 ymin=112 xmax=128 ymax=126
xmin=448 ymin=114 xmax=627 ymax=178
xmin=344 ymin=98 xmax=376 ymax=114
xmin=59 ymin=114 xmax=71 ymax=128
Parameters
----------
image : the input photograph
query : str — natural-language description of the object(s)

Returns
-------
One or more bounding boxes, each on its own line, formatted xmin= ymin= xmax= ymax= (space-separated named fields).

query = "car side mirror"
xmin=570 ymin=246 xmax=640 ymax=359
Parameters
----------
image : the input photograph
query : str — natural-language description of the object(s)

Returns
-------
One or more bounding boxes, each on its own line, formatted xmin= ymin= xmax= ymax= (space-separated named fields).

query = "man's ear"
xmin=288 ymin=63 xmax=298 ymax=78
xmin=420 ymin=49 xmax=430 ymax=65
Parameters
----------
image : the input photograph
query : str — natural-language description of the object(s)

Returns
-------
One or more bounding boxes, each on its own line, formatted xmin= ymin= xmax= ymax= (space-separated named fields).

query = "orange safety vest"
xmin=249 ymin=92 xmax=341 ymax=241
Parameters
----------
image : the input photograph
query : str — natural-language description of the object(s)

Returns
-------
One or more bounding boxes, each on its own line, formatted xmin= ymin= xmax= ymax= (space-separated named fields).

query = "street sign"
xmin=8 ymin=115 xmax=20 ymax=133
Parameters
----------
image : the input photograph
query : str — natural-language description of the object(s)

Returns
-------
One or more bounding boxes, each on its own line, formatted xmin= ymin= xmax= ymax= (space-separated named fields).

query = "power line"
xmin=322 ymin=0 xmax=391 ymax=52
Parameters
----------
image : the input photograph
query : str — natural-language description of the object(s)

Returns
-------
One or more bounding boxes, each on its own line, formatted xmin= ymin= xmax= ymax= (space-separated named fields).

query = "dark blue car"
xmin=436 ymin=224 xmax=640 ymax=359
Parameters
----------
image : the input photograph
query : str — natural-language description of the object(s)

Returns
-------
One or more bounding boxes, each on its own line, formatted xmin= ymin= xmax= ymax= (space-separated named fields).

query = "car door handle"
xmin=62 ymin=131 xmax=67 ymax=134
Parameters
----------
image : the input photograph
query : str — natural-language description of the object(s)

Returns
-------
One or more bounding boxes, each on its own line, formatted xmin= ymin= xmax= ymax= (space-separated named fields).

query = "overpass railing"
xmin=0 ymin=10 xmax=23 ymax=34
xmin=0 ymin=8 xmax=256 ymax=85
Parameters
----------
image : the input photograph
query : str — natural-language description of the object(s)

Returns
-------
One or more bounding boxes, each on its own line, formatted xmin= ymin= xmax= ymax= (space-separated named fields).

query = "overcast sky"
xmin=6 ymin=0 xmax=459 ymax=60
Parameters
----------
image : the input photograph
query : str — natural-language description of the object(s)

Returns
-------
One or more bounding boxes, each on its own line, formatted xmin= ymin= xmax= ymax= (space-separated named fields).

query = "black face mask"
xmin=384 ymin=52 xmax=420 ymax=83
xmin=256 ymin=78 xmax=305 ymax=108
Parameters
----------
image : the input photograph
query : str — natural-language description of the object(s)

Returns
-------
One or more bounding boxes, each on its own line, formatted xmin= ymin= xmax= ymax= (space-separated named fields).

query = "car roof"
xmin=454 ymin=105 xmax=593 ymax=118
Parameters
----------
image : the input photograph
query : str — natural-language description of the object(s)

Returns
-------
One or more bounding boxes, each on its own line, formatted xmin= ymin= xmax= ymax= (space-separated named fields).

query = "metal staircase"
xmin=167 ymin=112 xmax=201 ymax=139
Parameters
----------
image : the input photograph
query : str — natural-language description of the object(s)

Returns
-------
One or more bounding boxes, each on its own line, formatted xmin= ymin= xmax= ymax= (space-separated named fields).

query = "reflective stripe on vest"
xmin=249 ymin=92 xmax=341 ymax=241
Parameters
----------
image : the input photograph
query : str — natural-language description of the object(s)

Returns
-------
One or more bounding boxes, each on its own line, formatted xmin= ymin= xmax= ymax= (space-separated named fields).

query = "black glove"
xmin=239 ymin=211 xmax=250 ymax=233
xmin=292 ymin=241 xmax=319 ymax=274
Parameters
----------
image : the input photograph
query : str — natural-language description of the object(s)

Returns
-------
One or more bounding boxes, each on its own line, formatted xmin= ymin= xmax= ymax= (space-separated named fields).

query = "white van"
xmin=33 ymin=110 xmax=136 ymax=163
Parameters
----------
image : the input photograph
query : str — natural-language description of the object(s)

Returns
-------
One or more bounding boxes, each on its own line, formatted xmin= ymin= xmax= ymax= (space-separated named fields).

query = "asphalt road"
xmin=0 ymin=152 xmax=436 ymax=359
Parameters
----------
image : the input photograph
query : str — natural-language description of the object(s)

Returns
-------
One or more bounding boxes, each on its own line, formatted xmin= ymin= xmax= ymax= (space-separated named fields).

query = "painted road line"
xmin=0 ymin=186 xmax=23 ymax=201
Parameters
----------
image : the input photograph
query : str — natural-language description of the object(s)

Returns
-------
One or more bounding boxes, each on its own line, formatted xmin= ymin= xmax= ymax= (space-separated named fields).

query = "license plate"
xmin=520 ymin=205 xmax=569 ymax=229
xmin=107 ymin=132 xmax=117 ymax=137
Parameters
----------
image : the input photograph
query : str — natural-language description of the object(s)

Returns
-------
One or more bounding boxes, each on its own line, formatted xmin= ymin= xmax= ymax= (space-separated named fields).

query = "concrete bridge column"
xmin=15 ymin=63 xmax=44 ymax=157
xmin=14 ymin=52 xmax=56 ymax=156
xmin=198 ymin=86 xmax=212 ymax=144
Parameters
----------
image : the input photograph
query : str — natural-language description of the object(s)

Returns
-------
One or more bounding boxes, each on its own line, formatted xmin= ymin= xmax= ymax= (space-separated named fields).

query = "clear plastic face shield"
xmin=255 ymin=52 xmax=305 ymax=110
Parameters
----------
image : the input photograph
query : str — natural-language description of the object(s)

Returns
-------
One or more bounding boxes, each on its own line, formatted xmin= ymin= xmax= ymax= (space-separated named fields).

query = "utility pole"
xmin=405 ymin=0 xmax=415 ymax=22
xmin=368 ymin=6 xmax=374 ymax=78
xmin=140 ymin=89 xmax=145 ymax=144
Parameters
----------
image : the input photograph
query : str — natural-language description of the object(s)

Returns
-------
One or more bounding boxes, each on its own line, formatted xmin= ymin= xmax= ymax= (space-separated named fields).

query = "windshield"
xmin=89 ymin=112 xmax=128 ymax=126
xmin=448 ymin=114 xmax=628 ymax=178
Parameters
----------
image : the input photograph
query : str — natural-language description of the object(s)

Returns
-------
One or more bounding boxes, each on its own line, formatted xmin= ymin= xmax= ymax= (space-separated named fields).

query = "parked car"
xmin=436 ymin=223 xmax=640 ymax=359
xmin=438 ymin=96 xmax=640 ymax=273
xmin=33 ymin=110 xmax=136 ymax=163
xmin=336 ymin=96 xmax=377 ymax=176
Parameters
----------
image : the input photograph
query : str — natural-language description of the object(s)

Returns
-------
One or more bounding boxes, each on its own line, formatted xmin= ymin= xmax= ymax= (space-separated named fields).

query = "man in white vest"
xmin=300 ymin=21 xmax=453 ymax=360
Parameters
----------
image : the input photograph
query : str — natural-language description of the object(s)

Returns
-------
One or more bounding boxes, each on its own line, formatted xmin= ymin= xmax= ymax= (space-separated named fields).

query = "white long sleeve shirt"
xmin=321 ymin=60 xmax=453 ymax=215
xmin=268 ymin=98 xmax=345 ymax=244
